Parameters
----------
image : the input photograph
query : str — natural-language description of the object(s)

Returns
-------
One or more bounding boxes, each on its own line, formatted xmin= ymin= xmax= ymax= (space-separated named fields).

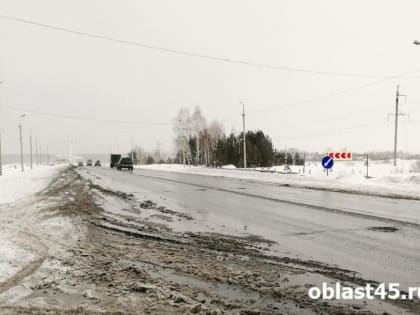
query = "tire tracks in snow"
xmin=0 ymin=230 xmax=48 ymax=295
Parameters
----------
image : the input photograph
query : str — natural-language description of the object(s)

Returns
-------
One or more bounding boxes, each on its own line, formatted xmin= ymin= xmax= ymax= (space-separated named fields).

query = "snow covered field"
xmin=136 ymin=159 xmax=420 ymax=199
xmin=0 ymin=164 xmax=67 ymax=205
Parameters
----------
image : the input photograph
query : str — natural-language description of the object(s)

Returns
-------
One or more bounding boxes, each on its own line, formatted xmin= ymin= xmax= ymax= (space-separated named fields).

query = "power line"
xmin=0 ymin=14 xmax=395 ymax=79
xmin=0 ymin=103 xmax=172 ymax=126
xmin=274 ymin=119 xmax=384 ymax=142
xmin=246 ymin=67 xmax=420 ymax=116
xmin=263 ymin=99 xmax=420 ymax=130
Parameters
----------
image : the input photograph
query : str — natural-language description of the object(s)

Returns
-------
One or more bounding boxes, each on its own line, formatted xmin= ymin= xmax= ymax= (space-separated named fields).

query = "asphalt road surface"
xmin=85 ymin=167 xmax=420 ymax=290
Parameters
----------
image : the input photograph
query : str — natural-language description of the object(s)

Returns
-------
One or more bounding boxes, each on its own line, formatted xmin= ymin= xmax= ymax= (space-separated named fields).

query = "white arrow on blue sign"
xmin=322 ymin=156 xmax=334 ymax=169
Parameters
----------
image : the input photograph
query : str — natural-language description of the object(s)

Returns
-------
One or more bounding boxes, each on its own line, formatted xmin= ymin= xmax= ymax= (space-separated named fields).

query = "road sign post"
xmin=322 ymin=156 xmax=334 ymax=177
xmin=366 ymin=154 xmax=369 ymax=178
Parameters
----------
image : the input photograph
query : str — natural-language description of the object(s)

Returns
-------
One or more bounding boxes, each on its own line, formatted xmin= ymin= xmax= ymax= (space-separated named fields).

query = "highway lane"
xmin=132 ymin=168 xmax=420 ymax=225
xmin=83 ymin=167 xmax=420 ymax=289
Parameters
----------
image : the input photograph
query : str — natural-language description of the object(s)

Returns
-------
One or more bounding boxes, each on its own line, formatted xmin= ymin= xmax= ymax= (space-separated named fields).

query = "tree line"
xmin=172 ymin=106 xmax=304 ymax=167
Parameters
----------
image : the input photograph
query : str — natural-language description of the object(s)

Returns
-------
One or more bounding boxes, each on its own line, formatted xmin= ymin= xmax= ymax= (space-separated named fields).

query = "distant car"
xmin=77 ymin=161 xmax=84 ymax=167
xmin=86 ymin=159 xmax=93 ymax=166
xmin=94 ymin=160 xmax=101 ymax=167
xmin=117 ymin=157 xmax=134 ymax=171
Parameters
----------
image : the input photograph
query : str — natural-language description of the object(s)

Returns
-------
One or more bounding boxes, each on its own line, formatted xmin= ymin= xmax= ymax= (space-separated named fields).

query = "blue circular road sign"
xmin=322 ymin=156 xmax=334 ymax=169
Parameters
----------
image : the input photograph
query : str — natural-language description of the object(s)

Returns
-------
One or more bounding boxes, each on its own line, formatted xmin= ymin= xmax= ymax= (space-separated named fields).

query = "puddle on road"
xmin=368 ymin=226 xmax=399 ymax=233
xmin=121 ymin=259 xmax=315 ymax=315
xmin=123 ymin=259 xmax=259 ymax=302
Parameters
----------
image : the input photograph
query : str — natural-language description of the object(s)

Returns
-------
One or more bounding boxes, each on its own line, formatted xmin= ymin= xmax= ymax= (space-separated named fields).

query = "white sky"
xmin=1 ymin=0 xmax=420 ymax=156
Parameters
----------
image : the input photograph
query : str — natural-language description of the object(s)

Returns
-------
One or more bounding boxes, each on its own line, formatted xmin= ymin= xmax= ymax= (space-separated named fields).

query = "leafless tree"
xmin=173 ymin=108 xmax=193 ymax=165
xmin=199 ymin=120 xmax=224 ymax=166
xmin=192 ymin=106 xmax=206 ymax=165
xmin=173 ymin=107 xmax=224 ymax=166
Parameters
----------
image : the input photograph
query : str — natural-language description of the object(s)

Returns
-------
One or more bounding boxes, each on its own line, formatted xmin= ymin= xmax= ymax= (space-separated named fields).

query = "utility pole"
xmin=241 ymin=102 xmax=247 ymax=168
xmin=303 ymin=154 xmax=306 ymax=174
xmin=30 ymin=135 xmax=33 ymax=169
xmin=389 ymin=85 xmax=407 ymax=167
xmin=47 ymin=146 xmax=50 ymax=165
xmin=182 ymin=127 xmax=186 ymax=166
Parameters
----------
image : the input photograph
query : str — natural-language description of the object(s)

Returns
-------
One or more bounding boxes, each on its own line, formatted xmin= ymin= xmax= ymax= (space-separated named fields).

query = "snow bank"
xmin=221 ymin=164 xmax=236 ymax=169
xmin=0 ymin=164 xmax=67 ymax=205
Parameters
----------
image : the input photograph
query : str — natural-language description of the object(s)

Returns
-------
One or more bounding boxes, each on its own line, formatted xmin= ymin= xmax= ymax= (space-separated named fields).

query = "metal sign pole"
xmin=366 ymin=154 xmax=369 ymax=178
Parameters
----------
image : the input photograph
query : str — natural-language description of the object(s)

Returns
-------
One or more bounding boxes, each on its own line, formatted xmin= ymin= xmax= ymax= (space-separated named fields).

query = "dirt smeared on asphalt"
xmin=0 ymin=167 xmax=419 ymax=314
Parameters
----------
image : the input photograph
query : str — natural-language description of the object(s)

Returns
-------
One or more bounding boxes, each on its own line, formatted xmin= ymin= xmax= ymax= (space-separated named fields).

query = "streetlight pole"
xmin=30 ymin=135 xmax=33 ymax=169
xmin=19 ymin=114 xmax=26 ymax=172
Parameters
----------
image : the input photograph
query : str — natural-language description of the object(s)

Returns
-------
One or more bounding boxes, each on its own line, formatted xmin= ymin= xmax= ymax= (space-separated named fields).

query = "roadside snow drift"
xmin=0 ymin=164 xmax=67 ymax=205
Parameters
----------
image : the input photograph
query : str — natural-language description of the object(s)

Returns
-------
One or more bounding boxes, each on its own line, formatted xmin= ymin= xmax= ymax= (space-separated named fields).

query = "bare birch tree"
xmin=173 ymin=108 xmax=192 ymax=165
xmin=192 ymin=106 xmax=206 ymax=165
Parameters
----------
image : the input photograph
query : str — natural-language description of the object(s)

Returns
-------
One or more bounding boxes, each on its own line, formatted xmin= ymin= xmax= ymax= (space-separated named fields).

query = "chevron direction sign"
xmin=327 ymin=152 xmax=352 ymax=161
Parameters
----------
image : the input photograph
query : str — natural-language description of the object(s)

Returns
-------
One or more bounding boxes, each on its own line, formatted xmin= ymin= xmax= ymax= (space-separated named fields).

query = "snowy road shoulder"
xmin=0 ymin=164 xmax=69 ymax=205
xmin=0 ymin=164 xmax=70 ymax=291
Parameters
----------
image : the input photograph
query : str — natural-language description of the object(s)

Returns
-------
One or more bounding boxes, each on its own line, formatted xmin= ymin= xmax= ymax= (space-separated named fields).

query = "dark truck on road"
xmin=110 ymin=154 xmax=121 ymax=168
xmin=117 ymin=157 xmax=134 ymax=171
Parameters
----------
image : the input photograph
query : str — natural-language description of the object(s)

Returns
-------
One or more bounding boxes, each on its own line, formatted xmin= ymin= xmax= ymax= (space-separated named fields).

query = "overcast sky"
xmin=1 ymin=0 xmax=420 ymax=157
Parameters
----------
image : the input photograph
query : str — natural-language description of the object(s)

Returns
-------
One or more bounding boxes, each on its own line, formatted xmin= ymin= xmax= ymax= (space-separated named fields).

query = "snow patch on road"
xmin=80 ymin=169 xmax=248 ymax=237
